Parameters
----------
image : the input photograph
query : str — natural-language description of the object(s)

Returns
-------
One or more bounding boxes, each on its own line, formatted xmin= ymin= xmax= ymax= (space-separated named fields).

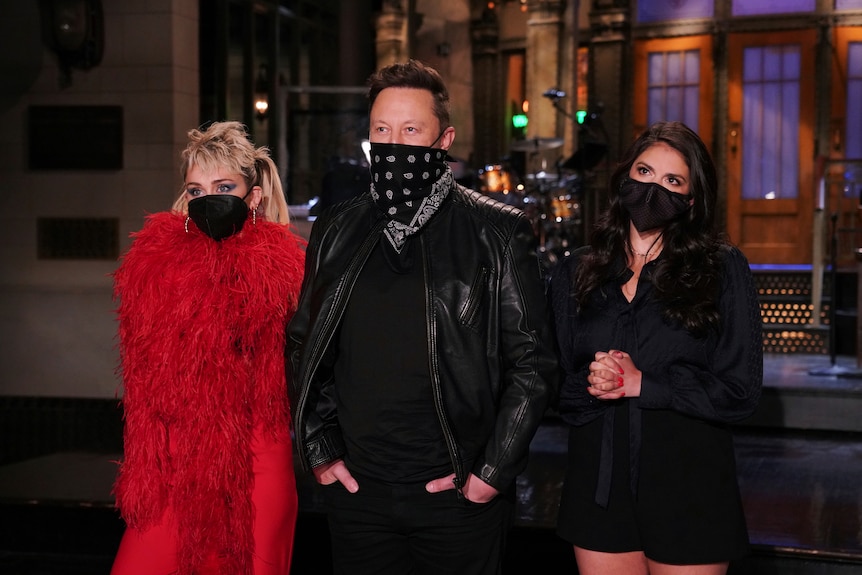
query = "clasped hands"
xmin=587 ymin=349 xmax=642 ymax=400
xmin=313 ymin=459 xmax=499 ymax=503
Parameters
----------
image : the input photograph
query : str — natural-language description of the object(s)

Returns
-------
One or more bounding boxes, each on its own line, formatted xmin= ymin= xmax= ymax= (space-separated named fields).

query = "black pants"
xmin=322 ymin=474 xmax=515 ymax=575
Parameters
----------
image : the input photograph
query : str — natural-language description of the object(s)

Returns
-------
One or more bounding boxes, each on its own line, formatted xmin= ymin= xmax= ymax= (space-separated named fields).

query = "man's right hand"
xmin=312 ymin=459 xmax=359 ymax=493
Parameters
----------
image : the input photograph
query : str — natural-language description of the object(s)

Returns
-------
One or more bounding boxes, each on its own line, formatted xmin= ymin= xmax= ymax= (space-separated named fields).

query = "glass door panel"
xmin=633 ymin=35 xmax=713 ymax=147
xmin=741 ymin=45 xmax=800 ymax=200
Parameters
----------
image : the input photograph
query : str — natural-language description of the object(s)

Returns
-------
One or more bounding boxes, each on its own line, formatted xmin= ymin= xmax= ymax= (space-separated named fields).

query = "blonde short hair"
xmin=171 ymin=121 xmax=290 ymax=224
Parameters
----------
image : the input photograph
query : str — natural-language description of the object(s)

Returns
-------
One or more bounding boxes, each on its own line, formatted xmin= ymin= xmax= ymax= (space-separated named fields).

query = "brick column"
xmin=526 ymin=0 xmax=566 ymax=142
xmin=470 ymin=8 xmax=502 ymax=166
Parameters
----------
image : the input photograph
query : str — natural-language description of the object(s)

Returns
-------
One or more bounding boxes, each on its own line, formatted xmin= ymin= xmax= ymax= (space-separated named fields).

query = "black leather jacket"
xmin=287 ymin=185 xmax=559 ymax=493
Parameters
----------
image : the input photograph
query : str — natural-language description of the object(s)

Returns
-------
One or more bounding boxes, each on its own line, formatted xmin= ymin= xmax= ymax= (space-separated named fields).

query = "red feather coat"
xmin=112 ymin=211 xmax=306 ymax=575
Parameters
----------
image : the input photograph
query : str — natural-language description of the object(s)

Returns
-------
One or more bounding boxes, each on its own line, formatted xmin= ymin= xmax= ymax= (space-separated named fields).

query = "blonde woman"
xmin=111 ymin=121 xmax=305 ymax=575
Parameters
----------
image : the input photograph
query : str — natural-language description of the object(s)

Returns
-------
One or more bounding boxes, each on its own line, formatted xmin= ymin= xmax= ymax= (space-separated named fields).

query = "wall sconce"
xmin=254 ymin=65 xmax=269 ymax=121
xmin=42 ymin=0 xmax=105 ymax=88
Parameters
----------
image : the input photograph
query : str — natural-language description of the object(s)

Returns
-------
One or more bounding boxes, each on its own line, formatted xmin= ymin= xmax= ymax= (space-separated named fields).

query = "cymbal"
xmin=511 ymin=137 xmax=565 ymax=152
xmin=526 ymin=171 xmax=560 ymax=182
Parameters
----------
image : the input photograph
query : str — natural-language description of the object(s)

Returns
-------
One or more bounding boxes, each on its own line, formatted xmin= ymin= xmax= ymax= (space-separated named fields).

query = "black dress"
xmin=549 ymin=245 xmax=763 ymax=564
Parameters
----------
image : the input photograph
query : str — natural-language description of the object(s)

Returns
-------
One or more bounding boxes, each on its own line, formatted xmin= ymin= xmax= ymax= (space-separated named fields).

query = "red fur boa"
xmin=112 ymin=211 xmax=305 ymax=575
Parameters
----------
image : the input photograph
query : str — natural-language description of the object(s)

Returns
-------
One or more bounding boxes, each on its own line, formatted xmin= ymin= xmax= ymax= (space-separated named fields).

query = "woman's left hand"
xmin=587 ymin=349 xmax=642 ymax=400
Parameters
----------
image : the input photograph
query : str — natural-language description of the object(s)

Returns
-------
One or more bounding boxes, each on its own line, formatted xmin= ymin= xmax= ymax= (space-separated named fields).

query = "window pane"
xmin=783 ymin=50 xmax=800 ymax=80
xmin=762 ymin=83 xmax=781 ymax=197
xmin=848 ymin=80 xmax=862 ymax=159
xmin=781 ymin=84 xmax=800 ymax=196
xmin=733 ymin=0 xmax=815 ymax=16
xmin=836 ymin=0 xmax=862 ymax=10
xmin=744 ymin=47 xmax=762 ymax=81
xmin=667 ymin=87 xmax=682 ymax=119
xmin=685 ymin=51 xmax=700 ymax=83
xmin=648 ymin=52 xmax=665 ymax=82
xmin=667 ymin=52 xmax=682 ymax=84
xmin=742 ymin=84 xmax=763 ymax=198
xmin=763 ymin=48 xmax=782 ymax=81
xmin=847 ymin=43 xmax=862 ymax=161
xmin=646 ymin=49 xmax=700 ymax=131
xmin=648 ymin=87 xmax=664 ymax=123
xmin=684 ymin=86 xmax=699 ymax=130
xmin=741 ymin=45 xmax=800 ymax=200
xmin=638 ymin=0 xmax=713 ymax=23
xmin=849 ymin=42 xmax=862 ymax=76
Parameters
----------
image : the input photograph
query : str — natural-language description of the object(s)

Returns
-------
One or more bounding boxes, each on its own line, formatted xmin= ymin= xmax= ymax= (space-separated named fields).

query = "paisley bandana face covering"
xmin=618 ymin=178 xmax=691 ymax=232
xmin=369 ymin=142 xmax=452 ymax=254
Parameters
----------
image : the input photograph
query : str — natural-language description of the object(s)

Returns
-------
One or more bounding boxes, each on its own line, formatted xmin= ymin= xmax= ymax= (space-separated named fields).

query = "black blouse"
xmin=548 ymin=244 xmax=763 ymax=506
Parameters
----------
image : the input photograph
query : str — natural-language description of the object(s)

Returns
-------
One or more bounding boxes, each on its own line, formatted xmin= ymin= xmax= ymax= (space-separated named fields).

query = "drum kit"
xmin=475 ymin=137 xmax=583 ymax=268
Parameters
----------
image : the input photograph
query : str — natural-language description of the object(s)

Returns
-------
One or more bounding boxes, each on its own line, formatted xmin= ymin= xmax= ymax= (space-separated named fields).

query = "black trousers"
xmin=321 ymin=474 xmax=515 ymax=575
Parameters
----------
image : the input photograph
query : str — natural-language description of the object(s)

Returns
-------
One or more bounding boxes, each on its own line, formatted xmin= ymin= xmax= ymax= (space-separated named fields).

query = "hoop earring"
xmin=184 ymin=216 xmax=190 ymax=233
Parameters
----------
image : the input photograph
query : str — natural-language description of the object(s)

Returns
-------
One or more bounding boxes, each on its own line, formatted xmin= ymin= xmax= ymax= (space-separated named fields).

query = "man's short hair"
xmin=367 ymin=59 xmax=451 ymax=129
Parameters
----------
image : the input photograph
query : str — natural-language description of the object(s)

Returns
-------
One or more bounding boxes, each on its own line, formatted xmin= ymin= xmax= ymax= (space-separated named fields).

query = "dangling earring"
xmin=252 ymin=207 xmax=257 ymax=225
xmin=185 ymin=216 xmax=190 ymax=233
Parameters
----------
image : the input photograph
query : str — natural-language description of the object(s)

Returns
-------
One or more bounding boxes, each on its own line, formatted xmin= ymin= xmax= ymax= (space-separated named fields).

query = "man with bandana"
xmin=287 ymin=60 xmax=559 ymax=575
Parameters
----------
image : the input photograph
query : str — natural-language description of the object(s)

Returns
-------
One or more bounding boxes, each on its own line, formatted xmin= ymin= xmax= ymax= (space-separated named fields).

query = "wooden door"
xmin=726 ymin=29 xmax=816 ymax=264
xmin=829 ymin=27 xmax=862 ymax=267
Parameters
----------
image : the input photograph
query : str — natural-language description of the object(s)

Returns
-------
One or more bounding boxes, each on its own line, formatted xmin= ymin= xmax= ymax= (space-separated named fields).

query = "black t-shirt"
xmin=334 ymin=240 xmax=451 ymax=483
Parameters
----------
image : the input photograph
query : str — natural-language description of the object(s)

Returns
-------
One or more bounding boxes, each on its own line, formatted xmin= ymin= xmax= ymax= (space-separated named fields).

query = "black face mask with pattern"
xmin=618 ymin=178 xmax=691 ymax=232
xmin=368 ymin=142 xmax=449 ymax=224
xmin=367 ymin=140 xmax=453 ymax=272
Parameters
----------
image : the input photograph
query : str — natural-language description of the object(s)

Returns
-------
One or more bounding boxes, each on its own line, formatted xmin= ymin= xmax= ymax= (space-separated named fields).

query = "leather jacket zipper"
xmin=422 ymin=235 xmax=465 ymax=492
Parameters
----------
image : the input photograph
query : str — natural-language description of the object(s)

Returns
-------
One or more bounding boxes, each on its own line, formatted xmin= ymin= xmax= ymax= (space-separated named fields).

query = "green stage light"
xmin=512 ymin=113 xmax=528 ymax=128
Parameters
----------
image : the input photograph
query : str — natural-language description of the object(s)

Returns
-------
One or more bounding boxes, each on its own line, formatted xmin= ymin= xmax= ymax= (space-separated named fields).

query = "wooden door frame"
xmin=632 ymin=35 xmax=714 ymax=150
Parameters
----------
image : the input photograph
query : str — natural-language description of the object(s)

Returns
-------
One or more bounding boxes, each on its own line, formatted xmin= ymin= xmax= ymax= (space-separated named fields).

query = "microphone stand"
xmin=548 ymin=97 xmax=573 ymax=120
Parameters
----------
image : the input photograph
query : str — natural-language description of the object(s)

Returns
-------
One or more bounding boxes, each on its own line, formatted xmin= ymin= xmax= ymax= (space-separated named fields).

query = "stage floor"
xmin=2 ymin=353 xmax=862 ymax=573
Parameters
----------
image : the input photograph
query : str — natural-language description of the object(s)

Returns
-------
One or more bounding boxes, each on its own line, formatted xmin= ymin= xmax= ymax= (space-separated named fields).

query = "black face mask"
xmin=618 ymin=178 xmax=691 ymax=232
xmin=187 ymin=194 xmax=249 ymax=241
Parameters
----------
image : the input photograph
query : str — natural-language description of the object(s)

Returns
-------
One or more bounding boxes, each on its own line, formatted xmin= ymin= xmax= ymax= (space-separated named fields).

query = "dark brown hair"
xmin=573 ymin=121 xmax=726 ymax=335
xmin=367 ymin=59 xmax=450 ymax=130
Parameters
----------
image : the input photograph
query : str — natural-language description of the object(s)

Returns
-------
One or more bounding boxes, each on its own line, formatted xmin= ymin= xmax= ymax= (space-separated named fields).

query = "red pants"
xmin=111 ymin=431 xmax=298 ymax=575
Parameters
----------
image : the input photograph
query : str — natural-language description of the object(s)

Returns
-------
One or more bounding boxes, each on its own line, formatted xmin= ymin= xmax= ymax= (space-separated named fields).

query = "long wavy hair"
xmin=171 ymin=121 xmax=290 ymax=224
xmin=572 ymin=121 xmax=726 ymax=336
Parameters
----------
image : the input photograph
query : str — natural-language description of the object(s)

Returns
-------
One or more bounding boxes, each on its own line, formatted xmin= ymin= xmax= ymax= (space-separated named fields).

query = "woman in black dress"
xmin=549 ymin=121 xmax=763 ymax=574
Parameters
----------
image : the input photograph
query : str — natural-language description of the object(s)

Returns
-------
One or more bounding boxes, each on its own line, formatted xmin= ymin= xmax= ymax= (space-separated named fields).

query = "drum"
xmin=478 ymin=164 xmax=514 ymax=193
xmin=541 ymin=192 xmax=582 ymax=268
xmin=521 ymin=192 xmax=544 ymax=233
xmin=525 ymin=171 xmax=560 ymax=189
xmin=548 ymin=193 xmax=579 ymax=222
